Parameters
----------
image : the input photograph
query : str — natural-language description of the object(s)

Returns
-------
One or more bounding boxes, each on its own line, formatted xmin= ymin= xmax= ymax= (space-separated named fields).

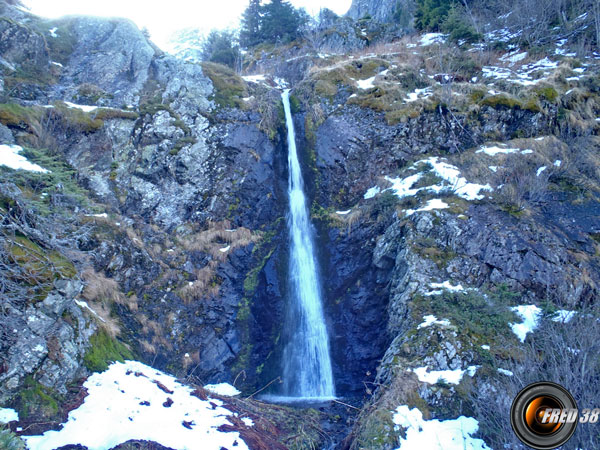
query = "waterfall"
xmin=280 ymin=89 xmax=335 ymax=400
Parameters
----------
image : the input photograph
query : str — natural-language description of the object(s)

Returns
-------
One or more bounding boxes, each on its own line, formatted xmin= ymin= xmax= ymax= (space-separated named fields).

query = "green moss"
xmin=94 ymin=108 xmax=139 ymax=121
xmin=244 ymin=247 xmax=275 ymax=296
xmin=51 ymin=103 xmax=104 ymax=133
xmin=0 ymin=103 xmax=43 ymax=131
xmin=411 ymin=285 xmax=520 ymax=346
xmin=7 ymin=234 xmax=76 ymax=301
xmin=0 ymin=146 xmax=92 ymax=215
xmin=356 ymin=409 xmax=398 ymax=449
xmin=171 ymin=136 xmax=197 ymax=155
xmin=288 ymin=94 xmax=301 ymax=114
xmin=480 ymin=94 xmax=522 ymax=110
xmin=13 ymin=376 xmax=61 ymax=420
xmin=201 ymin=62 xmax=247 ymax=109
xmin=534 ymin=86 xmax=559 ymax=102
xmin=83 ymin=329 xmax=134 ymax=373
xmin=171 ymin=119 xmax=191 ymax=134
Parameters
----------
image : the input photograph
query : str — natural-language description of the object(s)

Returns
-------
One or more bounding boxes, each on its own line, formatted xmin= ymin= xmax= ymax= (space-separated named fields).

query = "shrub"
xmin=470 ymin=305 xmax=600 ymax=449
xmin=0 ymin=428 xmax=25 ymax=450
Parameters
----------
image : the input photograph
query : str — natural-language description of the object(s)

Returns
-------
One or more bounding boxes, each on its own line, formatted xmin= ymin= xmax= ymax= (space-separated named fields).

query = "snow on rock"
xmin=510 ymin=305 xmax=542 ymax=342
xmin=411 ymin=365 xmax=477 ymax=385
xmin=0 ymin=144 xmax=49 ymax=173
xmin=500 ymin=50 xmax=527 ymax=65
xmin=419 ymin=33 xmax=446 ymax=46
xmin=242 ymin=74 xmax=266 ymax=84
xmin=365 ymin=157 xmax=491 ymax=202
xmin=74 ymin=300 xmax=105 ymax=323
xmin=392 ymin=406 xmax=491 ymax=450
xmin=405 ymin=199 xmax=449 ymax=216
xmin=429 ymin=281 xmax=464 ymax=292
xmin=405 ymin=87 xmax=432 ymax=103
xmin=426 ymin=157 xmax=492 ymax=200
xmin=417 ymin=315 xmax=451 ymax=329
xmin=551 ymin=310 xmax=576 ymax=323
xmin=24 ymin=361 xmax=248 ymax=450
xmin=203 ymin=383 xmax=241 ymax=397
xmin=64 ymin=102 xmax=99 ymax=113
xmin=476 ymin=145 xmax=520 ymax=156
xmin=356 ymin=75 xmax=376 ymax=90
xmin=497 ymin=368 xmax=514 ymax=376
xmin=0 ymin=408 xmax=19 ymax=423
xmin=364 ymin=186 xmax=381 ymax=199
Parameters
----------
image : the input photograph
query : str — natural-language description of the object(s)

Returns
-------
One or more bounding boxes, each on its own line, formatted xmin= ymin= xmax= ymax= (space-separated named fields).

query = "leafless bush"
xmin=471 ymin=306 xmax=600 ymax=449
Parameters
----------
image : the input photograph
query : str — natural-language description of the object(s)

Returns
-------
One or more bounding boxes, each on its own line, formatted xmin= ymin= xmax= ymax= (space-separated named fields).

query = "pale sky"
xmin=22 ymin=0 xmax=352 ymax=50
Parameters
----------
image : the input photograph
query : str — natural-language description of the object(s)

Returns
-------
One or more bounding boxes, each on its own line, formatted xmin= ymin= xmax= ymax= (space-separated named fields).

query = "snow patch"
xmin=24 ymin=361 xmax=248 ymax=450
xmin=554 ymin=160 xmax=562 ymax=167
xmin=477 ymin=146 xmax=519 ymax=156
xmin=419 ymin=33 xmax=446 ymax=46
xmin=335 ymin=210 xmax=351 ymax=215
xmin=50 ymin=61 xmax=63 ymax=68
xmin=64 ymin=102 xmax=99 ymax=113
xmin=489 ymin=166 xmax=498 ymax=172
xmin=521 ymin=149 xmax=534 ymax=154
xmin=392 ymin=406 xmax=490 ymax=450
xmin=242 ymin=74 xmax=266 ymax=84
xmin=417 ymin=315 xmax=451 ymax=329
xmin=356 ymin=75 xmax=376 ymax=90
xmin=405 ymin=199 xmax=449 ymax=216
xmin=536 ymin=166 xmax=547 ymax=176
xmin=551 ymin=310 xmax=576 ymax=323
xmin=363 ymin=186 xmax=381 ymax=199
xmin=405 ymin=87 xmax=432 ymax=103
xmin=203 ymin=383 xmax=241 ymax=397
xmin=497 ymin=368 xmax=514 ymax=376
xmin=0 ymin=144 xmax=49 ymax=173
xmin=49 ymin=27 xmax=58 ymax=38
xmin=411 ymin=366 xmax=477 ymax=385
xmin=481 ymin=345 xmax=490 ymax=350
xmin=74 ymin=300 xmax=105 ymax=322
xmin=0 ymin=408 xmax=19 ymax=423
xmin=510 ymin=305 xmax=542 ymax=342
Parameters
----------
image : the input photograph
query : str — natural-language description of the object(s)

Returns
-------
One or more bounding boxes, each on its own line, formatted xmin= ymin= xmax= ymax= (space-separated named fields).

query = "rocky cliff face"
xmin=347 ymin=0 xmax=415 ymax=26
xmin=1 ymin=0 xmax=600 ymax=448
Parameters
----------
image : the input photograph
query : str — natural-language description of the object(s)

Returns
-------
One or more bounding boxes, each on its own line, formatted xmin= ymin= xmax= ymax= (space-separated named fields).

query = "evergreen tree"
xmin=415 ymin=0 xmax=457 ymax=31
xmin=240 ymin=0 xmax=262 ymax=48
xmin=261 ymin=0 xmax=306 ymax=43
xmin=201 ymin=30 xmax=240 ymax=69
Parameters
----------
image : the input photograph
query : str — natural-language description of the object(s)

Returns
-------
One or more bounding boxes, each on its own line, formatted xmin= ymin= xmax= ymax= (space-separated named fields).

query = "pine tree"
xmin=240 ymin=0 xmax=262 ymax=48
xmin=261 ymin=0 xmax=306 ymax=43
xmin=202 ymin=30 xmax=240 ymax=69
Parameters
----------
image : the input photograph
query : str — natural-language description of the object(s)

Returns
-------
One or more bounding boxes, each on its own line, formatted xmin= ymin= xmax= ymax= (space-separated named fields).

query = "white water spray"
xmin=280 ymin=89 xmax=335 ymax=399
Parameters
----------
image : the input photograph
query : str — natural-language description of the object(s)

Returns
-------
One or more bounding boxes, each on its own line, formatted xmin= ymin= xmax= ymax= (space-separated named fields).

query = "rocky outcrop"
xmin=347 ymin=0 xmax=415 ymax=26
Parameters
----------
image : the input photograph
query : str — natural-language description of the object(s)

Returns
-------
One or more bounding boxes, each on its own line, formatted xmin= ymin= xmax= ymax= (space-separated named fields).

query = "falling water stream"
xmin=277 ymin=89 xmax=335 ymax=400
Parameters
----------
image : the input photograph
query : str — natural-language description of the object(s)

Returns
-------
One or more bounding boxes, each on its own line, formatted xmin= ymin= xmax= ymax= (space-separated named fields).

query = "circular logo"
xmin=511 ymin=382 xmax=578 ymax=449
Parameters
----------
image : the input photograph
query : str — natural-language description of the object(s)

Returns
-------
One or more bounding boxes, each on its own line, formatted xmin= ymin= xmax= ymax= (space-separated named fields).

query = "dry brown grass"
xmin=176 ymin=221 xmax=260 ymax=303
xmin=82 ymin=267 xmax=124 ymax=305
